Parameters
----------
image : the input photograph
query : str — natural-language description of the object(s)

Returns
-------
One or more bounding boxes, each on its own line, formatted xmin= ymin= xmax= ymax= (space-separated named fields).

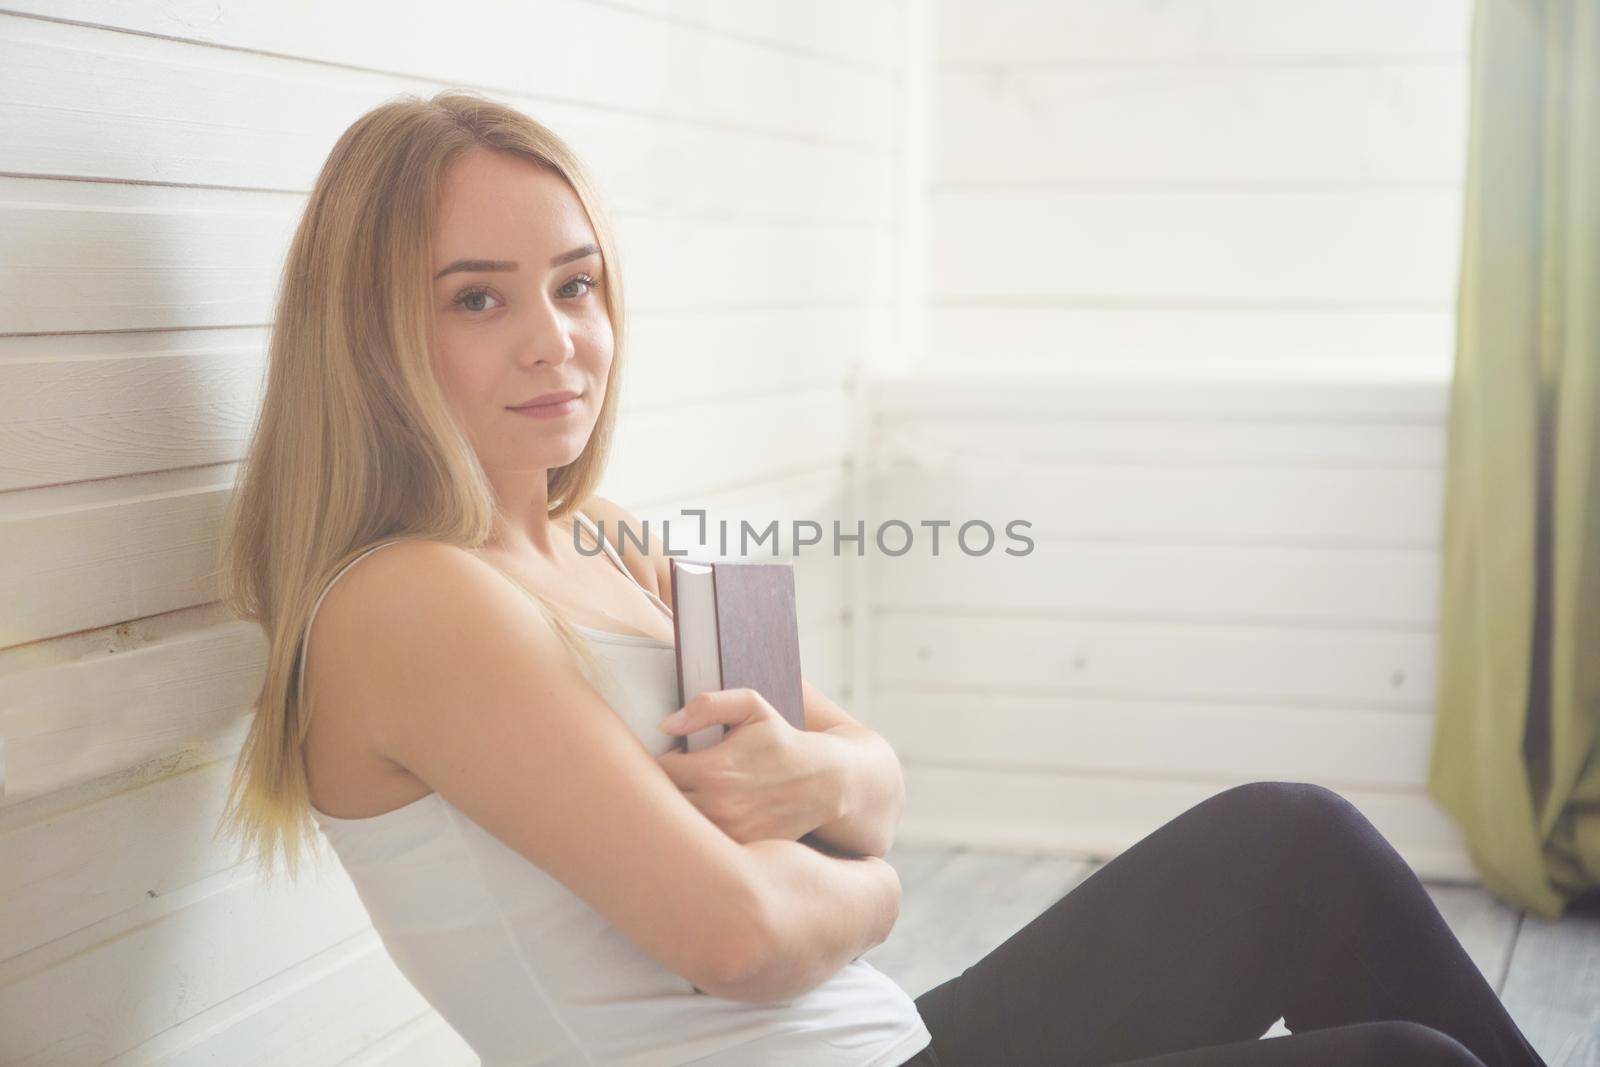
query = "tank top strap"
xmin=296 ymin=538 xmax=413 ymax=711
xmin=573 ymin=509 xmax=641 ymax=589
xmin=573 ymin=509 xmax=672 ymax=615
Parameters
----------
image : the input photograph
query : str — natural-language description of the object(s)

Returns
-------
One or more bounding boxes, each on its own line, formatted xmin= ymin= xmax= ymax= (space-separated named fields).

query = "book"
xmin=669 ymin=558 xmax=805 ymax=753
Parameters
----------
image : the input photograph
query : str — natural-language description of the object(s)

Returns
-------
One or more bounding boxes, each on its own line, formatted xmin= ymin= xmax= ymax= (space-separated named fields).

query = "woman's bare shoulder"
xmin=308 ymin=539 xmax=514 ymax=688
xmin=301 ymin=540 xmax=500 ymax=800
xmin=305 ymin=537 xmax=555 ymax=750
xmin=316 ymin=538 xmax=500 ymax=629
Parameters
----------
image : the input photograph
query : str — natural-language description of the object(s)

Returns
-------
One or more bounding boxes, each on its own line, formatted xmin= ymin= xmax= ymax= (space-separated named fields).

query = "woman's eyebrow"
xmin=434 ymin=258 xmax=516 ymax=280
xmin=433 ymin=244 xmax=600 ymax=281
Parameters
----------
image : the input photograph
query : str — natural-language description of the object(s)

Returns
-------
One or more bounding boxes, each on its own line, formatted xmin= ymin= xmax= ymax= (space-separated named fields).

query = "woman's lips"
xmin=508 ymin=395 xmax=580 ymax=419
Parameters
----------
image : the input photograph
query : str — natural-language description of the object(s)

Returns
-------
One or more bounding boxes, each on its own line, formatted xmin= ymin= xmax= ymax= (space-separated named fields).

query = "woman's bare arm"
xmin=719 ymin=839 xmax=902 ymax=1003
xmin=313 ymin=540 xmax=777 ymax=995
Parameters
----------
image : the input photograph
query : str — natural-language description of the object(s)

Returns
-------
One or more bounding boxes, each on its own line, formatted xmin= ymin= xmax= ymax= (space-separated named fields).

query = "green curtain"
xmin=1427 ymin=0 xmax=1600 ymax=921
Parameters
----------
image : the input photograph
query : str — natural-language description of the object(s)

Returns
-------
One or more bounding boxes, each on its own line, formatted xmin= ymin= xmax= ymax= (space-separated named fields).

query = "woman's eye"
xmin=452 ymin=287 xmax=502 ymax=313
xmin=451 ymin=274 xmax=599 ymax=314
xmin=560 ymin=273 xmax=601 ymax=299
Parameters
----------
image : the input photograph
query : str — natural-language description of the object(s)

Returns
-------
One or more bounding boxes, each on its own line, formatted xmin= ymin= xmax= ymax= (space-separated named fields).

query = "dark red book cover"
xmin=670 ymin=559 xmax=805 ymax=748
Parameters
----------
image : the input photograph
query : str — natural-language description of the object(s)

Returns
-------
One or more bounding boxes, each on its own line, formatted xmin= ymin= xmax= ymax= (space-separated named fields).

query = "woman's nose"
xmin=515 ymin=310 xmax=577 ymax=367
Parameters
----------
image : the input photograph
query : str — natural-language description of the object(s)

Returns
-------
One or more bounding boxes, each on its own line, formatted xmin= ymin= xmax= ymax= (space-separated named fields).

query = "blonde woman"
xmin=217 ymin=92 xmax=1545 ymax=1067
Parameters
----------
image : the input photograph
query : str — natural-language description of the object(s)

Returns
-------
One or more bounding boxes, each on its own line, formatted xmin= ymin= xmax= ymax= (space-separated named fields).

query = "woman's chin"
xmin=519 ymin=440 xmax=591 ymax=471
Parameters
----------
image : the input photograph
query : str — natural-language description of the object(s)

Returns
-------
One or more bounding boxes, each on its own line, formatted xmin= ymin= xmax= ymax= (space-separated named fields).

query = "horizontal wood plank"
xmin=932 ymin=188 xmax=1462 ymax=304
xmin=870 ymin=464 xmax=1443 ymax=545
xmin=872 ymin=690 xmax=1435 ymax=789
xmin=99 ymin=934 xmax=456 ymax=1067
xmin=0 ymin=3 xmax=896 ymax=147
xmin=868 ymin=378 xmax=1450 ymax=419
xmin=872 ymin=612 xmax=1434 ymax=710
xmin=922 ymin=306 xmax=1457 ymax=381
xmin=575 ymin=0 xmax=899 ymax=70
xmin=868 ymin=539 xmax=1439 ymax=627
xmin=0 ymin=14 xmax=894 ymax=221
xmin=0 ymin=858 xmax=374 ymax=1065
xmin=895 ymin=764 xmax=1476 ymax=881
xmin=937 ymin=64 xmax=1466 ymax=184
xmin=936 ymin=0 xmax=1472 ymax=62
xmin=875 ymin=406 xmax=1446 ymax=467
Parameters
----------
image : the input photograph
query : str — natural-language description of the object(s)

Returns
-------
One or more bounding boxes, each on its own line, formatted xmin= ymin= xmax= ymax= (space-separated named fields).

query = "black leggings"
xmin=897 ymin=781 xmax=1548 ymax=1066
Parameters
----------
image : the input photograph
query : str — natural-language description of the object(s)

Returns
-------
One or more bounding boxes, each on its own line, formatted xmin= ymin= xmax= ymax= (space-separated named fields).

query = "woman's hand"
xmin=655 ymin=688 xmax=841 ymax=845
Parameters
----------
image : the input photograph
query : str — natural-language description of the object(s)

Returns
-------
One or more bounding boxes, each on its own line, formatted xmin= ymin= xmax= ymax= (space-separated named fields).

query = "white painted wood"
xmin=863 ymin=0 xmax=937 ymax=727
xmin=0 ymin=178 xmax=300 ymax=333
xmin=332 ymin=1011 xmax=479 ymax=1067
xmin=873 ymin=465 xmax=1445 ymax=545
xmin=896 ymin=765 xmax=1478 ymax=882
xmin=0 ymin=614 xmax=259 ymax=809
xmin=931 ymin=188 xmax=1462 ymax=304
xmin=0 ymin=860 xmax=377 ymax=1065
xmin=98 ymin=934 xmax=462 ymax=1067
xmin=869 ymin=377 xmax=1450 ymax=418
xmin=1500 ymin=906 xmax=1600 ymax=1066
xmin=0 ymin=330 xmax=265 ymax=491
xmin=936 ymin=64 xmax=1468 ymax=184
xmin=935 ymin=0 xmax=1473 ymax=62
xmin=871 ymin=693 xmax=1436 ymax=790
xmin=924 ymin=306 xmax=1458 ymax=381
xmin=0 ymin=465 xmax=238 ymax=648
xmin=803 ymin=617 xmax=852 ymax=707
xmin=865 ymin=376 xmax=1468 ymax=886
xmin=873 ymin=614 xmax=1435 ymax=710
xmin=875 ymin=408 xmax=1448 ymax=467
xmin=0 ymin=743 xmax=255 ymax=963
xmin=869 ymin=538 xmax=1439 ymax=627
xmin=619 ymin=307 xmax=870 ymax=408
xmin=2 ymin=3 xmax=897 ymax=146
xmin=607 ymin=387 xmax=855 ymax=510
xmin=0 ymin=13 xmax=896 ymax=221
xmin=593 ymin=0 xmax=899 ymax=69
xmin=925 ymin=0 xmax=1471 ymax=384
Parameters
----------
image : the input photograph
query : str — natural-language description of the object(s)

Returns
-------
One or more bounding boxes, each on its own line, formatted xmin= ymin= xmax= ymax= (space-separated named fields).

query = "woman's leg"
xmin=1103 ymin=1020 xmax=1488 ymax=1066
xmin=907 ymin=781 xmax=1547 ymax=1067
xmin=899 ymin=1020 xmax=1489 ymax=1067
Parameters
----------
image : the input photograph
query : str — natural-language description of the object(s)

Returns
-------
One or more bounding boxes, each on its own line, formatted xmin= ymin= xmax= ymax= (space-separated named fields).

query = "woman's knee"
xmin=1356 ymin=1020 xmax=1486 ymax=1066
xmin=1211 ymin=780 xmax=1374 ymax=841
xmin=1197 ymin=780 xmax=1406 ymax=877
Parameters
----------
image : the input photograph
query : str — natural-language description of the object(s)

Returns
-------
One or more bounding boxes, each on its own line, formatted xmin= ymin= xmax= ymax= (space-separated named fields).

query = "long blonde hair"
xmin=214 ymin=90 xmax=622 ymax=885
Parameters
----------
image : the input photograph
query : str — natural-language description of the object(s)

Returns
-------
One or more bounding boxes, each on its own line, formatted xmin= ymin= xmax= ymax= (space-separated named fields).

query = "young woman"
xmin=217 ymin=92 xmax=1547 ymax=1067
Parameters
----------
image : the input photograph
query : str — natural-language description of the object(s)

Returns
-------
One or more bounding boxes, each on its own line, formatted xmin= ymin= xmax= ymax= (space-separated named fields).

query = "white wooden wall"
xmin=865 ymin=0 xmax=1478 ymax=880
xmin=0 ymin=2 xmax=905 ymax=1063
xmin=867 ymin=378 xmax=1474 ymax=880
xmin=922 ymin=0 xmax=1472 ymax=382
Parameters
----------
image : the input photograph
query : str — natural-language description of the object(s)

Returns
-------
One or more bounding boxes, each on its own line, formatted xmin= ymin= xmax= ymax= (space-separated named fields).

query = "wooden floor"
xmin=869 ymin=844 xmax=1600 ymax=1066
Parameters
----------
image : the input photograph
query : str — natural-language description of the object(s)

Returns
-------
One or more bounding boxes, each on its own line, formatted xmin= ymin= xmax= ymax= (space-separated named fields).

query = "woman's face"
xmin=429 ymin=148 xmax=613 ymax=479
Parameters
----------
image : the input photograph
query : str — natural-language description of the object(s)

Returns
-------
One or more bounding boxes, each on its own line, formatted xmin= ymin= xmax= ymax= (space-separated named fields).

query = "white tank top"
xmin=302 ymin=511 xmax=933 ymax=1067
